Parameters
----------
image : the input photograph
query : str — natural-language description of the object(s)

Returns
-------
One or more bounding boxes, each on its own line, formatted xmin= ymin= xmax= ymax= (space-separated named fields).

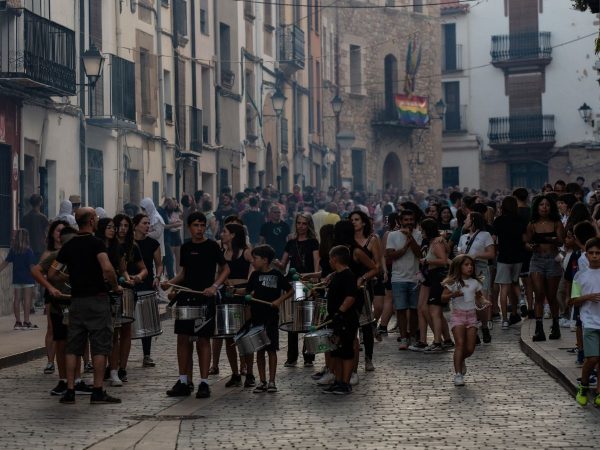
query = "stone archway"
xmin=383 ymin=152 xmax=402 ymax=190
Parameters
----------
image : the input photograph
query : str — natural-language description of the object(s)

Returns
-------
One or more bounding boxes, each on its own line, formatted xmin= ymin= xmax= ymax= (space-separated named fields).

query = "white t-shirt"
xmin=572 ymin=267 xmax=600 ymax=329
xmin=445 ymin=278 xmax=482 ymax=311
xmin=457 ymin=231 xmax=494 ymax=262
xmin=386 ymin=229 xmax=422 ymax=283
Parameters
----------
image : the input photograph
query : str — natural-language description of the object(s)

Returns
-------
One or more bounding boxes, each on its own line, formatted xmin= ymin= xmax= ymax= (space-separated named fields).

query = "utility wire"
xmin=234 ymin=0 xmax=477 ymax=9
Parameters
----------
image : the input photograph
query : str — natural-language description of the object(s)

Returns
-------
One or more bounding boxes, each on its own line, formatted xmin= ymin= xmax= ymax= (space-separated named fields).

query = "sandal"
xmin=208 ymin=366 xmax=219 ymax=375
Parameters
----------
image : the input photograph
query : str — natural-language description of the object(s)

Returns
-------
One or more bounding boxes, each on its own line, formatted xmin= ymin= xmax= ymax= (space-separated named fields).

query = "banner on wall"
xmin=394 ymin=94 xmax=429 ymax=127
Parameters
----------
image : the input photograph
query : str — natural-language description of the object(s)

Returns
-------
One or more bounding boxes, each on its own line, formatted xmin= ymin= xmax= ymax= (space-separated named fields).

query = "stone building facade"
xmin=323 ymin=1 xmax=442 ymax=192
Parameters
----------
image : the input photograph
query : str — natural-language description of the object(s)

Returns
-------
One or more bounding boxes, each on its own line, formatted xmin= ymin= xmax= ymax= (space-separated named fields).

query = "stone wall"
xmin=325 ymin=2 xmax=442 ymax=192
xmin=0 ymin=248 xmax=14 ymax=316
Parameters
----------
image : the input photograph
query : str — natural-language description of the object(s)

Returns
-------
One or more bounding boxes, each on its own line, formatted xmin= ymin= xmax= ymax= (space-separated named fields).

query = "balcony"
xmin=371 ymin=92 xmax=430 ymax=129
xmin=87 ymin=54 xmax=136 ymax=127
xmin=491 ymin=32 xmax=552 ymax=70
xmin=221 ymin=68 xmax=235 ymax=90
xmin=278 ymin=24 xmax=305 ymax=74
xmin=488 ymin=115 xmax=555 ymax=151
xmin=444 ymin=104 xmax=467 ymax=132
xmin=0 ymin=9 xmax=76 ymax=96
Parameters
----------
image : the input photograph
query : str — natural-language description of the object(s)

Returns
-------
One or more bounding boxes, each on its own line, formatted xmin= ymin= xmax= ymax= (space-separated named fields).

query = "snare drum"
xmin=292 ymin=299 xmax=328 ymax=333
xmin=132 ymin=290 xmax=163 ymax=339
xmin=234 ymin=325 xmax=271 ymax=356
xmin=115 ymin=289 xmax=135 ymax=326
xmin=304 ymin=328 xmax=338 ymax=354
xmin=214 ymin=303 xmax=245 ymax=338
xmin=278 ymin=297 xmax=294 ymax=331
xmin=173 ymin=305 xmax=209 ymax=320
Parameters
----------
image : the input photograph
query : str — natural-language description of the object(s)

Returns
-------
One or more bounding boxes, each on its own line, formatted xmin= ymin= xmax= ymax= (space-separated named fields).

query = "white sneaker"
xmin=111 ymin=377 xmax=123 ymax=387
xmin=349 ymin=372 xmax=359 ymax=386
xmin=543 ymin=305 xmax=551 ymax=319
xmin=501 ymin=320 xmax=510 ymax=330
xmin=316 ymin=372 xmax=335 ymax=385
xmin=453 ymin=373 xmax=465 ymax=386
xmin=559 ymin=318 xmax=572 ymax=328
xmin=311 ymin=366 xmax=328 ymax=380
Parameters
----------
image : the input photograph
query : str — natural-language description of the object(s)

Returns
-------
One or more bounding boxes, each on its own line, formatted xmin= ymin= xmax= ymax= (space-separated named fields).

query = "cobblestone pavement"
xmin=0 ymin=319 xmax=598 ymax=449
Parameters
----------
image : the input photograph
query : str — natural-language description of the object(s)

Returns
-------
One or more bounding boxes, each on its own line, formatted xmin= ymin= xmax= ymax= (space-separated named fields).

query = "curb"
xmin=519 ymin=336 xmax=577 ymax=397
xmin=0 ymin=309 xmax=172 ymax=371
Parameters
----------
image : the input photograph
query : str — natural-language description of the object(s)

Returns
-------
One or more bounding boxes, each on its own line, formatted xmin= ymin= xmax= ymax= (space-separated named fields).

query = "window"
xmin=443 ymin=81 xmax=461 ymax=131
xmin=509 ymin=163 xmax=547 ymax=190
xmin=164 ymin=69 xmax=172 ymax=121
xmin=308 ymin=0 xmax=312 ymax=30
xmin=173 ymin=0 xmax=187 ymax=37
xmin=442 ymin=23 xmax=457 ymax=72
xmin=220 ymin=168 xmax=229 ymax=192
xmin=152 ymin=181 xmax=160 ymax=205
xmin=219 ymin=23 xmax=231 ymax=73
xmin=414 ymin=0 xmax=423 ymax=13
xmin=314 ymin=0 xmax=319 ymax=30
xmin=264 ymin=0 xmax=273 ymax=27
xmin=349 ymin=44 xmax=362 ymax=94
xmin=244 ymin=0 xmax=254 ymax=19
xmin=190 ymin=106 xmax=203 ymax=151
xmin=442 ymin=167 xmax=459 ymax=188
xmin=87 ymin=148 xmax=104 ymax=208
xmin=140 ymin=49 xmax=151 ymax=115
xmin=200 ymin=0 xmax=209 ymax=35
xmin=111 ymin=55 xmax=135 ymax=121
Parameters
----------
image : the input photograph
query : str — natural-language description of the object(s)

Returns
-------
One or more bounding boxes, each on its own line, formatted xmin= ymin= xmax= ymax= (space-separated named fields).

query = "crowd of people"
xmin=1 ymin=176 xmax=599 ymax=402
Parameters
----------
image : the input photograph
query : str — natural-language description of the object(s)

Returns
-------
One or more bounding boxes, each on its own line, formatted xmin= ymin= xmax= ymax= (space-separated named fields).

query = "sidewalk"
xmin=520 ymin=317 xmax=581 ymax=397
xmin=0 ymin=304 xmax=170 ymax=370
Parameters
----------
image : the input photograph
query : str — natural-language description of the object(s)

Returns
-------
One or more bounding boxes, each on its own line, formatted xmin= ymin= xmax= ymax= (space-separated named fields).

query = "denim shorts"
xmin=495 ymin=262 xmax=522 ymax=284
xmin=583 ymin=327 xmax=600 ymax=358
xmin=529 ymin=254 xmax=563 ymax=278
xmin=391 ymin=282 xmax=419 ymax=310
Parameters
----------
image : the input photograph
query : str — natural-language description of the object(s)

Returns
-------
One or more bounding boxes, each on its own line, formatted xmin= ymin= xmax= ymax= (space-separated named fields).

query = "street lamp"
xmin=434 ymin=99 xmax=446 ymax=119
xmin=579 ymin=102 xmax=593 ymax=125
xmin=331 ymin=94 xmax=343 ymax=116
xmin=82 ymin=45 xmax=105 ymax=87
xmin=271 ymin=88 xmax=286 ymax=116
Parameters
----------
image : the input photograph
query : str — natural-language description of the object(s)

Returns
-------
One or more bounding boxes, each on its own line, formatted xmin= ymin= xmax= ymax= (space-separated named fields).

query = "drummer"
xmin=213 ymin=222 xmax=254 ymax=389
xmin=322 ymin=245 xmax=359 ymax=395
xmin=163 ymin=212 xmax=230 ymax=399
xmin=132 ymin=213 xmax=164 ymax=367
xmin=31 ymin=226 xmax=91 ymax=396
xmin=112 ymin=213 xmax=148 ymax=384
xmin=245 ymin=245 xmax=293 ymax=393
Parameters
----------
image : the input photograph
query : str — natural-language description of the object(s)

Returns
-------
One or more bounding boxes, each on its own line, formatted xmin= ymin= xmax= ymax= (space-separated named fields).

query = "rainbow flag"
xmin=395 ymin=94 xmax=430 ymax=127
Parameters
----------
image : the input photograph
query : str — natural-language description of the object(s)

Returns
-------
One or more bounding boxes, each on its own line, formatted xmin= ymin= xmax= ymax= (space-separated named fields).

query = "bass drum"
xmin=132 ymin=290 xmax=163 ymax=339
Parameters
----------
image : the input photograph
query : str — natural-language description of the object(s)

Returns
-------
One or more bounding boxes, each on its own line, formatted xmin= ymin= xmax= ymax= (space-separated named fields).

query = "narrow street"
xmin=0 ymin=319 xmax=597 ymax=449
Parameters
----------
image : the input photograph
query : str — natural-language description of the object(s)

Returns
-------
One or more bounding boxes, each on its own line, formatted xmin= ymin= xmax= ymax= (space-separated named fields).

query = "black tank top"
xmin=226 ymin=250 xmax=251 ymax=280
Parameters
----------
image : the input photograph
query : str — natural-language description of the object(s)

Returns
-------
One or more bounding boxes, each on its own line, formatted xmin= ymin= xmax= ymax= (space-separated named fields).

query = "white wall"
xmin=442 ymin=148 xmax=479 ymax=189
xmin=540 ymin=4 xmax=599 ymax=145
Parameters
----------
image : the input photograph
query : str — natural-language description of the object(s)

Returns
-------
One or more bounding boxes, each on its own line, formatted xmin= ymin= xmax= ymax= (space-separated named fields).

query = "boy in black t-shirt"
xmin=324 ymin=245 xmax=359 ymax=395
xmin=245 ymin=245 xmax=292 ymax=393
xmin=162 ymin=212 xmax=230 ymax=399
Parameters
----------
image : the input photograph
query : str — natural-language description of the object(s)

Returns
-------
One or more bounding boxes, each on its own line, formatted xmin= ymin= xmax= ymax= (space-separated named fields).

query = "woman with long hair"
xmin=211 ymin=223 xmax=254 ymax=387
xmin=349 ymin=210 xmax=381 ymax=371
xmin=438 ymin=206 xmax=453 ymax=233
xmin=376 ymin=212 xmax=398 ymax=336
xmin=41 ymin=220 xmax=68 ymax=374
xmin=132 ymin=213 xmax=163 ymax=368
xmin=334 ymin=220 xmax=379 ymax=386
xmin=111 ymin=213 xmax=148 ymax=385
xmin=0 ymin=229 xmax=37 ymax=330
xmin=420 ymin=218 xmax=453 ymax=352
xmin=276 ymin=212 xmax=320 ymax=367
xmin=525 ymin=194 xmax=566 ymax=341
xmin=457 ymin=212 xmax=496 ymax=343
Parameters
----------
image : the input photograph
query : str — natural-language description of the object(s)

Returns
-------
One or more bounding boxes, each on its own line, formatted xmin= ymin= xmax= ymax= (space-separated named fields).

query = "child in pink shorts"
xmin=442 ymin=255 xmax=490 ymax=386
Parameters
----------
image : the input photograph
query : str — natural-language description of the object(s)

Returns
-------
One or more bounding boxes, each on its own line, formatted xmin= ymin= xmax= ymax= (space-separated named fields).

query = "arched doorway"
xmin=383 ymin=152 xmax=401 ymax=190
xmin=266 ymin=144 xmax=274 ymax=187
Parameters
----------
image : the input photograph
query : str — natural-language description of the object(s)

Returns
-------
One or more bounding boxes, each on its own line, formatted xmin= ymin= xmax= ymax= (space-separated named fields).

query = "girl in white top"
xmin=442 ymin=255 xmax=491 ymax=386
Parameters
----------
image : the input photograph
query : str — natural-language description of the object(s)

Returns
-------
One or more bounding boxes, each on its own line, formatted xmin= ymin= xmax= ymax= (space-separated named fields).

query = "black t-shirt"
xmin=242 ymin=210 xmax=264 ymax=245
xmin=56 ymin=233 xmax=108 ymax=297
xmin=327 ymin=268 xmax=359 ymax=322
xmin=493 ymin=215 xmax=526 ymax=264
xmin=518 ymin=206 xmax=531 ymax=224
xmin=564 ymin=249 xmax=582 ymax=283
xmin=180 ymin=239 xmax=226 ymax=291
xmin=260 ymin=221 xmax=290 ymax=259
xmin=134 ymin=237 xmax=160 ymax=291
xmin=246 ymin=269 xmax=292 ymax=324
xmin=284 ymin=238 xmax=319 ymax=273
xmin=124 ymin=243 xmax=143 ymax=275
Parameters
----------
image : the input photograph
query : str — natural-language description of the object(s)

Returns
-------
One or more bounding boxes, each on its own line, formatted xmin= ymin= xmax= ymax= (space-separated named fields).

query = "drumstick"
xmin=166 ymin=283 xmax=195 ymax=292
xmin=308 ymin=320 xmax=332 ymax=332
xmin=244 ymin=295 xmax=276 ymax=307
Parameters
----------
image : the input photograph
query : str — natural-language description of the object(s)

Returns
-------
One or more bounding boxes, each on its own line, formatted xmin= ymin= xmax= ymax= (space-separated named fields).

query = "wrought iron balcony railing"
xmin=488 ymin=115 xmax=556 ymax=148
xmin=491 ymin=31 xmax=552 ymax=65
xmin=279 ymin=24 xmax=305 ymax=71
xmin=0 ymin=9 xmax=76 ymax=96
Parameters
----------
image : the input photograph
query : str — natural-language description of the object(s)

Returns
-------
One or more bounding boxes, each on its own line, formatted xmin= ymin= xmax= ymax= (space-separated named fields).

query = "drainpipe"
xmin=214 ymin=0 xmax=221 ymax=191
xmin=79 ymin=0 xmax=86 ymax=205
